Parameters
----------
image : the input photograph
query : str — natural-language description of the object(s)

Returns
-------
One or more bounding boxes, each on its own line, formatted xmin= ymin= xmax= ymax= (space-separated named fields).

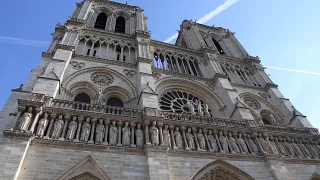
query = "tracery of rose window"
xmin=159 ymin=90 xmax=211 ymax=117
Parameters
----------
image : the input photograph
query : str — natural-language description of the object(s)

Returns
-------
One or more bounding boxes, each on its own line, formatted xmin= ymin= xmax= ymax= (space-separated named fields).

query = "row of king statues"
xmin=16 ymin=108 xmax=320 ymax=159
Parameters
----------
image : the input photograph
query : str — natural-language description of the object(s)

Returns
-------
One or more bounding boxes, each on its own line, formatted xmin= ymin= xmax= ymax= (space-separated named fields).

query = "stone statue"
xmin=186 ymin=128 xmax=195 ymax=149
xmin=310 ymin=141 xmax=320 ymax=158
xmin=122 ymin=122 xmax=131 ymax=146
xmin=291 ymin=138 xmax=304 ymax=157
xmin=247 ymin=134 xmax=259 ymax=154
xmin=258 ymin=133 xmax=270 ymax=153
xmin=109 ymin=121 xmax=118 ymax=146
xmin=238 ymin=133 xmax=249 ymax=154
xmin=163 ymin=125 xmax=171 ymax=146
xmin=19 ymin=107 xmax=33 ymax=132
xmin=97 ymin=88 xmax=103 ymax=104
xmin=135 ymin=124 xmax=144 ymax=148
xmin=207 ymin=130 xmax=218 ymax=152
xmin=186 ymin=101 xmax=196 ymax=115
xmin=150 ymin=121 xmax=159 ymax=145
xmin=218 ymin=131 xmax=228 ymax=153
xmin=66 ymin=116 xmax=78 ymax=140
xmin=298 ymin=140 xmax=312 ymax=158
xmin=51 ymin=115 xmax=64 ymax=139
xmin=195 ymin=100 xmax=203 ymax=116
xmin=275 ymin=138 xmax=288 ymax=156
xmin=283 ymin=138 xmax=295 ymax=157
xmin=80 ymin=118 xmax=91 ymax=142
xmin=268 ymin=137 xmax=279 ymax=154
xmin=174 ymin=127 xmax=183 ymax=149
xmin=36 ymin=113 xmax=49 ymax=137
xmin=197 ymin=129 xmax=206 ymax=150
xmin=228 ymin=132 xmax=240 ymax=153
xmin=269 ymin=114 xmax=277 ymax=124
xmin=204 ymin=104 xmax=211 ymax=117
xmin=95 ymin=119 xmax=105 ymax=144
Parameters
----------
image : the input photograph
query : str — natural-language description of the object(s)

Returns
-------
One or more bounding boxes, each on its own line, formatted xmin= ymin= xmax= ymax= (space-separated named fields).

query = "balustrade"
xmin=50 ymin=99 xmax=142 ymax=118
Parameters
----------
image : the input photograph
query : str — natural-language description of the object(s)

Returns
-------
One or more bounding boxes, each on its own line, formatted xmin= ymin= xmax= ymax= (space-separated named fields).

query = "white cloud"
xmin=264 ymin=66 xmax=320 ymax=76
xmin=0 ymin=36 xmax=50 ymax=47
xmin=163 ymin=0 xmax=239 ymax=43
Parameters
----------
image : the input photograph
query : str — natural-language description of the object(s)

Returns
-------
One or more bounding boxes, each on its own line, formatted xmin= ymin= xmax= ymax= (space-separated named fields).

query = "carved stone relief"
xmin=71 ymin=61 xmax=86 ymax=70
xmin=91 ymin=73 xmax=114 ymax=86
xmin=123 ymin=69 xmax=136 ymax=78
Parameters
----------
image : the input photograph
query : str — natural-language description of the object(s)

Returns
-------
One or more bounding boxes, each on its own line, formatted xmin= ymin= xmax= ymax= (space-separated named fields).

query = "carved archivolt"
xmin=62 ymin=67 xmax=138 ymax=98
xmin=191 ymin=160 xmax=255 ymax=180
xmin=239 ymin=92 xmax=284 ymax=124
xmin=155 ymin=77 xmax=225 ymax=118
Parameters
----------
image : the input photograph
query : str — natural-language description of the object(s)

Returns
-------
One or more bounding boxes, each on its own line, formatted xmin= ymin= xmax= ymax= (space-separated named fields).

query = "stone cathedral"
xmin=1 ymin=0 xmax=320 ymax=180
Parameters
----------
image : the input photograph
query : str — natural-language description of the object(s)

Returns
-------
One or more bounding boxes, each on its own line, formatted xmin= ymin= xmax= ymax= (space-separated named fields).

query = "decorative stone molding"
xmin=73 ymin=54 xmax=137 ymax=68
xmin=243 ymin=97 xmax=261 ymax=110
xmin=56 ymin=44 xmax=75 ymax=51
xmin=70 ymin=61 xmax=86 ymax=70
xmin=123 ymin=69 xmax=136 ymax=78
xmin=91 ymin=73 xmax=114 ymax=86
xmin=137 ymin=57 xmax=152 ymax=63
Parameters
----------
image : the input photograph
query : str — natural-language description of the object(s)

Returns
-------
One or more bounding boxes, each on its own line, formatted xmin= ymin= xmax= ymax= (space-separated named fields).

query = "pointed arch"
xmin=310 ymin=173 xmax=320 ymax=180
xmin=57 ymin=155 xmax=111 ymax=180
xmin=94 ymin=12 xmax=107 ymax=30
xmin=115 ymin=16 xmax=126 ymax=33
xmin=191 ymin=160 xmax=255 ymax=180
xmin=155 ymin=77 xmax=225 ymax=118
xmin=62 ymin=67 xmax=138 ymax=100
xmin=239 ymin=92 xmax=284 ymax=125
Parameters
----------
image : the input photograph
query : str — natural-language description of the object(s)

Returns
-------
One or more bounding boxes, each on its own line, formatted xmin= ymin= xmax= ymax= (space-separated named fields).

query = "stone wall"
xmin=0 ymin=137 xmax=29 ymax=180
xmin=17 ymin=144 xmax=148 ymax=180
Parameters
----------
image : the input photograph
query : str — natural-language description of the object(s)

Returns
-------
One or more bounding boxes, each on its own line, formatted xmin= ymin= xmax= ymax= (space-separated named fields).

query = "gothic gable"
xmin=57 ymin=155 xmax=111 ymax=180
xmin=191 ymin=160 xmax=254 ymax=180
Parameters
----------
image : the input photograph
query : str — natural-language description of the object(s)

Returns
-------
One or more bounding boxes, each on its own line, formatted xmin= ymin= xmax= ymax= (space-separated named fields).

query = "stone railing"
xmin=11 ymin=106 xmax=320 ymax=160
xmin=158 ymin=111 xmax=247 ymax=128
xmin=50 ymin=99 xmax=142 ymax=118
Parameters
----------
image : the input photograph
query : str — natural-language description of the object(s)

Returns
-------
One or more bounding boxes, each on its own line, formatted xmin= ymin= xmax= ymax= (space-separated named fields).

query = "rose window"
xmin=91 ymin=73 xmax=113 ymax=86
xmin=243 ymin=97 xmax=261 ymax=110
xmin=159 ymin=91 xmax=211 ymax=116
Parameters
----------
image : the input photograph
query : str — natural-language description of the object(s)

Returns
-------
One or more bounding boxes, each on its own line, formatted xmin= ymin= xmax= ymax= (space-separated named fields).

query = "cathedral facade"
xmin=0 ymin=0 xmax=320 ymax=179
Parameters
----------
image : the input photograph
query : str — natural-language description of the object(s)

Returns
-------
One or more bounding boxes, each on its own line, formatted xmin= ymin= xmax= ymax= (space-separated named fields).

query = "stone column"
xmin=144 ymin=121 xmax=151 ymax=145
xmin=181 ymin=126 xmax=190 ymax=151
xmin=203 ymin=129 xmax=211 ymax=152
xmin=169 ymin=125 xmax=178 ymax=149
xmin=9 ymin=111 xmax=22 ymax=131
xmin=44 ymin=113 xmax=56 ymax=139
xmin=59 ymin=114 xmax=71 ymax=141
xmin=103 ymin=119 xmax=110 ymax=145
xmin=74 ymin=116 xmax=84 ymax=143
xmin=30 ymin=107 xmax=43 ymax=133
xmin=193 ymin=128 xmax=200 ymax=151
xmin=158 ymin=123 xmax=164 ymax=146
xmin=88 ymin=118 xmax=97 ymax=144
xmin=117 ymin=121 xmax=123 ymax=146
xmin=130 ymin=122 xmax=136 ymax=147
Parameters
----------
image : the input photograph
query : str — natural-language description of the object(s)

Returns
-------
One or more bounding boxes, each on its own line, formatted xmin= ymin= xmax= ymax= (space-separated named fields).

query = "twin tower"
xmin=0 ymin=0 xmax=319 ymax=179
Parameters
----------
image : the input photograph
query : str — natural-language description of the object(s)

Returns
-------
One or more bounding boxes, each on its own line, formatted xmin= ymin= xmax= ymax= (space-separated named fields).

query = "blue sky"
xmin=0 ymin=0 xmax=319 ymax=129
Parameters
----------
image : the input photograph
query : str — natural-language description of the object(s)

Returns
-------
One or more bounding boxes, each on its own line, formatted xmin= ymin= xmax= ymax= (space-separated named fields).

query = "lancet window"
xmin=153 ymin=51 xmax=201 ymax=76
xmin=115 ymin=16 xmax=126 ymax=33
xmin=76 ymin=36 xmax=136 ymax=62
xmin=159 ymin=91 xmax=211 ymax=117
xmin=220 ymin=63 xmax=261 ymax=87
xmin=74 ymin=93 xmax=91 ymax=103
xmin=94 ymin=13 xmax=107 ymax=30
xmin=212 ymin=38 xmax=225 ymax=55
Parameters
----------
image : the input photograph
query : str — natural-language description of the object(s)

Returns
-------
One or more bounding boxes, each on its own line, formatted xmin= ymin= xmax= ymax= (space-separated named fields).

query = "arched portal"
xmin=191 ymin=160 xmax=255 ymax=180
